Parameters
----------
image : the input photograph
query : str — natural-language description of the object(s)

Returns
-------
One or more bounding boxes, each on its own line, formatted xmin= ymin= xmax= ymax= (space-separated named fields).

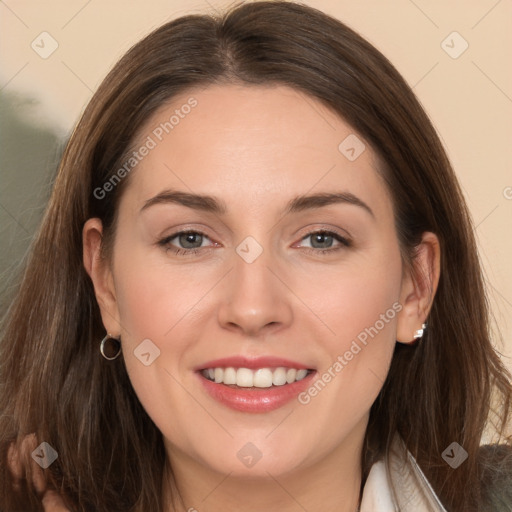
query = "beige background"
xmin=1 ymin=0 xmax=511 ymax=369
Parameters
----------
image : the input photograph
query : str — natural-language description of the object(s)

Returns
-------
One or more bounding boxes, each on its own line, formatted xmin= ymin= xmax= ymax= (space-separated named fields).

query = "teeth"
xmin=201 ymin=366 xmax=311 ymax=388
xmin=237 ymin=368 xmax=254 ymax=387
xmin=286 ymin=368 xmax=297 ymax=383
xmin=272 ymin=367 xmax=287 ymax=386
xmin=253 ymin=368 xmax=273 ymax=388
xmin=223 ymin=367 xmax=237 ymax=385
xmin=296 ymin=369 xmax=308 ymax=380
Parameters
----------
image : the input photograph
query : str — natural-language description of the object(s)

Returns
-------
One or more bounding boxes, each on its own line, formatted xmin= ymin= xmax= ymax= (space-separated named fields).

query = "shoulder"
xmin=478 ymin=443 xmax=512 ymax=511
xmin=361 ymin=440 xmax=512 ymax=512
xmin=360 ymin=444 xmax=447 ymax=512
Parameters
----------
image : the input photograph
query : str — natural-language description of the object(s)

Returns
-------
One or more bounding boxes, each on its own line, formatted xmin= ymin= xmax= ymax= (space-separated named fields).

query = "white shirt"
xmin=360 ymin=436 xmax=448 ymax=512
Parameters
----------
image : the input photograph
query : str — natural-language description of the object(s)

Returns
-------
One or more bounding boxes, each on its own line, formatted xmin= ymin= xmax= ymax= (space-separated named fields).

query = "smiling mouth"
xmin=200 ymin=367 xmax=314 ymax=388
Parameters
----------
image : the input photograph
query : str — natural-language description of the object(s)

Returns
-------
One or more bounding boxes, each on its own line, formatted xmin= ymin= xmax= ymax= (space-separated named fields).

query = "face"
xmin=87 ymin=84 xmax=417 ymax=479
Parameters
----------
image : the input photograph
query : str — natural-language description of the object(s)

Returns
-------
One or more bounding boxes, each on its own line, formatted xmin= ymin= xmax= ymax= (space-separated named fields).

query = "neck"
xmin=162 ymin=424 xmax=365 ymax=512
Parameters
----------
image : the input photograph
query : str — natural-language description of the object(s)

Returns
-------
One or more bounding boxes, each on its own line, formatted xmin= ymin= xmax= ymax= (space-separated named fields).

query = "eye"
xmin=297 ymin=230 xmax=351 ymax=253
xmin=158 ymin=230 xmax=215 ymax=255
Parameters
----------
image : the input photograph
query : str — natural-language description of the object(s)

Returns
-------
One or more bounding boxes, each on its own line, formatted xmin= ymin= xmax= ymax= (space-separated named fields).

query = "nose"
xmin=217 ymin=245 xmax=294 ymax=337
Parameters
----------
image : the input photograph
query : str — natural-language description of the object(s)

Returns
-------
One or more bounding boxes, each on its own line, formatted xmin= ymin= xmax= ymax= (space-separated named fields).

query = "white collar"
xmin=360 ymin=437 xmax=448 ymax=512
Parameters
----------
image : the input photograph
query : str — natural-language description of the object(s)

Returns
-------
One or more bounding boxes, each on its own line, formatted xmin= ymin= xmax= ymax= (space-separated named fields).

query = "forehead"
xmin=121 ymin=84 xmax=392 ymax=219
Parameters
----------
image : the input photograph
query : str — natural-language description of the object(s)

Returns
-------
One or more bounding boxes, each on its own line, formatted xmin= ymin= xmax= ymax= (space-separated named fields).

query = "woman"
xmin=1 ymin=1 xmax=511 ymax=511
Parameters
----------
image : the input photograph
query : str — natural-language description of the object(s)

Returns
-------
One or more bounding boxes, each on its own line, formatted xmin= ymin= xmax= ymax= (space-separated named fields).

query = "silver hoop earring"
xmin=100 ymin=334 xmax=122 ymax=360
xmin=413 ymin=323 xmax=427 ymax=342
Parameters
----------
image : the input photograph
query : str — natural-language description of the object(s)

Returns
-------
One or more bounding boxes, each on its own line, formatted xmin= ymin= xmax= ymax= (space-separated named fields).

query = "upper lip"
xmin=195 ymin=356 xmax=314 ymax=371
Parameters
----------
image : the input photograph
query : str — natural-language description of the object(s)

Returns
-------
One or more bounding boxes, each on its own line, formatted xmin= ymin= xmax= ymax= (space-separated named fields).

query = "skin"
xmin=38 ymin=84 xmax=440 ymax=511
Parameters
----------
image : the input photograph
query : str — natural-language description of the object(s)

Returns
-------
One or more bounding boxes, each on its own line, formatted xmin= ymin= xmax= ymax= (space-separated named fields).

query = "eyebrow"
xmin=285 ymin=191 xmax=374 ymax=218
xmin=141 ymin=190 xmax=228 ymax=214
xmin=141 ymin=189 xmax=374 ymax=218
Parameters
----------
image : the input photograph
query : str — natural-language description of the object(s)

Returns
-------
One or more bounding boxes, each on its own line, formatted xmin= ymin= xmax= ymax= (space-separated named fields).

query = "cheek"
xmin=326 ymin=269 xmax=401 ymax=354
xmin=294 ymin=243 xmax=402 ymax=436
xmin=301 ymin=241 xmax=402 ymax=355
xmin=109 ymin=245 xmax=225 ymax=441
xmin=111 ymin=239 xmax=215 ymax=345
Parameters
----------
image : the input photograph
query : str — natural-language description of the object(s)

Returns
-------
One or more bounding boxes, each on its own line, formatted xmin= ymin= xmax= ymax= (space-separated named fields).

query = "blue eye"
xmin=158 ymin=231 xmax=213 ymax=255
xmin=157 ymin=229 xmax=351 ymax=257
xmin=174 ymin=232 xmax=206 ymax=249
xmin=299 ymin=230 xmax=351 ymax=253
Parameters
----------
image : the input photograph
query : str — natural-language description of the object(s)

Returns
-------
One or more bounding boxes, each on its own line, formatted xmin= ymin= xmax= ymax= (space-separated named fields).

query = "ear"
xmin=83 ymin=218 xmax=122 ymax=336
xmin=396 ymin=231 xmax=441 ymax=344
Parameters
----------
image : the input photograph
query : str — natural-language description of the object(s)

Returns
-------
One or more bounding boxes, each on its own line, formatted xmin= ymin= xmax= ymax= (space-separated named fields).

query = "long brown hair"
xmin=1 ymin=1 xmax=511 ymax=510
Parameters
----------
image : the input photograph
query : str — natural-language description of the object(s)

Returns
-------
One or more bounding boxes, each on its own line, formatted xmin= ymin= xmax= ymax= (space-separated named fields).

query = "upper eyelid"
xmin=297 ymin=226 xmax=350 ymax=239
xmin=295 ymin=231 xmax=351 ymax=249
xmin=161 ymin=230 xmax=214 ymax=245
xmin=295 ymin=226 xmax=351 ymax=244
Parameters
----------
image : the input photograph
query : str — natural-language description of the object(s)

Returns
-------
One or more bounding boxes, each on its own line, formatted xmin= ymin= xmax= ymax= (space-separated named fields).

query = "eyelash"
xmin=157 ymin=229 xmax=352 ymax=257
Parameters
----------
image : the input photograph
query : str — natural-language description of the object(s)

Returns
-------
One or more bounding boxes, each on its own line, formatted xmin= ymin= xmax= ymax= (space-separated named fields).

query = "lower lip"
xmin=196 ymin=371 xmax=316 ymax=413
